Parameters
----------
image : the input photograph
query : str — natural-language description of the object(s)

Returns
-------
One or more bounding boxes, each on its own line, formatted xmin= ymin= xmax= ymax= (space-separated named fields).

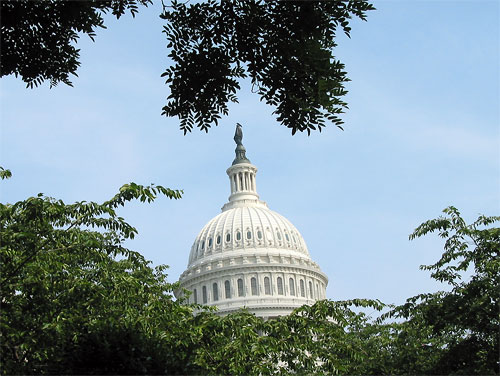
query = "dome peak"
xmin=226 ymin=124 xmax=263 ymax=207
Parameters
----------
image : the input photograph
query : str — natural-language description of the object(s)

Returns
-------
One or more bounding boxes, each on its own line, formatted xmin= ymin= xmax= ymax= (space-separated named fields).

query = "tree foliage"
xmin=0 ymin=171 xmax=384 ymax=374
xmin=399 ymin=207 xmax=499 ymax=374
xmin=0 ymin=178 xmax=186 ymax=374
xmin=374 ymin=207 xmax=500 ymax=375
xmin=0 ymin=0 xmax=151 ymax=88
xmin=161 ymin=0 xmax=375 ymax=134
xmin=2 ymin=166 xmax=497 ymax=375
xmin=191 ymin=299 xmax=385 ymax=375
xmin=1 ymin=0 xmax=374 ymax=134
xmin=0 ymin=176 xmax=384 ymax=374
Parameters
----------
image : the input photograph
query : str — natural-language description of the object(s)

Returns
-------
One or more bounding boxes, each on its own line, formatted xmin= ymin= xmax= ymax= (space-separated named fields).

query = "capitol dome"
xmin=178 ymin=125 xmax=328 ymax=317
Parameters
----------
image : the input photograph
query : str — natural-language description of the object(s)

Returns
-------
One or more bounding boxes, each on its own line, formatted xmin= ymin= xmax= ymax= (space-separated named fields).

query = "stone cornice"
xmin=189 ymin=247 xmax=313 ymax=269
xmin=180 ymin=262 xmax=328 ymax=286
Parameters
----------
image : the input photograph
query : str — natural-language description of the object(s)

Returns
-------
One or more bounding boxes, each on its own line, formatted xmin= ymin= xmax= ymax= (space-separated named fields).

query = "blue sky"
xmin=1 ymin=0 xmax=498 ymax=306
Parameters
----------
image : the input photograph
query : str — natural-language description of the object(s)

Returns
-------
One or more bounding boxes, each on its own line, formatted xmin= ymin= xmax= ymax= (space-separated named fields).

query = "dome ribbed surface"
xmin=188 ymin=206 xmax=309 ymax=266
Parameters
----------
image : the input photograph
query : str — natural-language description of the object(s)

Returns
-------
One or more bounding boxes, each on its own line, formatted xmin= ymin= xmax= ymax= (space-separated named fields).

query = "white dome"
xmin=188 ymin=204 xmax=310 ymax=266
xmin=178 ymin=127 xmax=328 ymax=318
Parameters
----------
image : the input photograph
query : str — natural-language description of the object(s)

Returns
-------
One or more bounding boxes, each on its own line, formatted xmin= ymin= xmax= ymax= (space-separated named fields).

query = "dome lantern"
xmin=224 ymin=124 xmax=262 ymax=210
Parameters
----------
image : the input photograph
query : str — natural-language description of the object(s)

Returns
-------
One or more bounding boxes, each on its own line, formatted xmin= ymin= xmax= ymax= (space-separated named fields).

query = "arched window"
xmin=193 ymin=288 xmax=197 ymax=304
xmin=246 ymin=230 xmax=252 ymax=239
xmin=237 ymin=278 xmax=244 ymax=297
xmin=201 ymin=240 xmax=205 ymax=250
xmin=212 ymin=283 xmax=218 ymax=301
xmin=251 ymin=277 xmax=258 ymax=295
xmin=202 ymin=286 xmax=207 ymax=304
xmin=277 ymin=277 xmax=284 ymax=295
xmin=226 ymin=233 xmax=231 ymax=242
xmin=316 ymin=283 xmax=319 ymax=299
xmin=225 ymin=280 xmax=231 ymax=299
xmin=216 ymin=235 xmax=221 ymax=245
xmin=285 ymin=233 xmax=290 ymax=241
xmin=236 ymin=231 xmax=241 ymax=241
xmin=309 ymin=281 xmax=314 ymax=299
xmin=257 ymin=230 xmax=263 ymax=239
xmin=208 ymin=237 xmax=213 ymax=247
xmin=300 ymin=279 xmax=305 ymax=297
xmin=289 ymin=278 xmax=295 ymax=296
xmin=276 ymin=230 xmax=282 ymax=240
xmin=264 ymin=277 xmax=271 ymax=295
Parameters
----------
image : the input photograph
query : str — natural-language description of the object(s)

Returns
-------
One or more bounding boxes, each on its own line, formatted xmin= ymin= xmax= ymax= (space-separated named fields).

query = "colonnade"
xmin=229 ymin=170 xmax=256 ymax=194
xmin=190 ymin=271 xmax=326 ymax=305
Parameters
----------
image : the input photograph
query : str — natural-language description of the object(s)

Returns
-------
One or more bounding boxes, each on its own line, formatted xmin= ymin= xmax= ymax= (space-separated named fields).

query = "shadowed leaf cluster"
xmin=1 ymin=0 xmax=374 ymax=135
xmin=161 ymin=0 xmax=374 ymax=134
xmin=0 ymin=0 xmax=151 ymax=88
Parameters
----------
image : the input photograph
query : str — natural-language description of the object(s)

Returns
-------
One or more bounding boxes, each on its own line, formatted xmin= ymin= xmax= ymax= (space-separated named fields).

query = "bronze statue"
xmin=232 ymin=123 xmax=250 ymax=165
xmin=234 ymin=123 xmax=243 ymax=146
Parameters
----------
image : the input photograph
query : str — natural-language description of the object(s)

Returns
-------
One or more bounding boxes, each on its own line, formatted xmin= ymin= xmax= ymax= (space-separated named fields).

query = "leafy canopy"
xmin=1 ymin=0 xmax=374 ymax=134
xmin=1 ymin=165 xmax=498 ymax=374
xmin=0 ymin=169 xmax=386 ymax=375
xmin=0 ymin=176 xmax=186 ymax=374
xmin=161 ymin=0 xmax=375 ymax=134
xmin=381 ymin=207 xmax=500 ymax=375
xmin=0 ymin=0 xmax=152 ymax=88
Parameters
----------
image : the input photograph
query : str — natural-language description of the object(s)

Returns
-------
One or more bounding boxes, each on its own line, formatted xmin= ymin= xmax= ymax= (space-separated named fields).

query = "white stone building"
xmin=178 ymin=125 xmax=328 ymax=318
